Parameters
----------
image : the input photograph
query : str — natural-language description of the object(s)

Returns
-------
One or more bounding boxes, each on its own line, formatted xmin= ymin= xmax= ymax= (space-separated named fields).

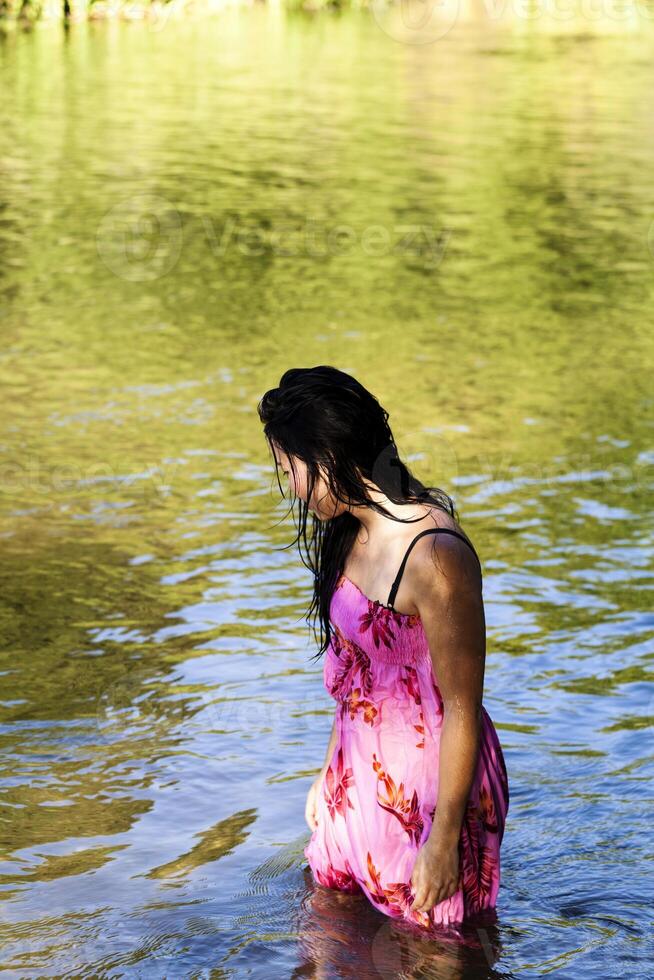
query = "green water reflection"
xmin=0 ymin=6 xmax=652 ymax=977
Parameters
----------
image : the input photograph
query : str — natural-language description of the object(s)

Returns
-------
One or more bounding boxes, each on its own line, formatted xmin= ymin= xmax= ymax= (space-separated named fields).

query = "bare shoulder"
xmin=406 ymin=508 xmax=482 ymax=602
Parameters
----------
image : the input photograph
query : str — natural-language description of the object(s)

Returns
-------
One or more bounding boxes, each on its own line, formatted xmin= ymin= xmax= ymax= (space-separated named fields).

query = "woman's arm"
xmin=413 ymin=533 xmax=486 ymax=844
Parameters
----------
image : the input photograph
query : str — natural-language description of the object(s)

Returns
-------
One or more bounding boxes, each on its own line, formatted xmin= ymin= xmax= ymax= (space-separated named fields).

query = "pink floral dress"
xmin=304 ymin=533 xmax=510 ymax=930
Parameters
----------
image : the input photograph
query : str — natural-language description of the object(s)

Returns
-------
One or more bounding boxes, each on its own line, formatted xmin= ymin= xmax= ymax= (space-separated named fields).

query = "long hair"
xmin=257 ymin=365 xmax=461 ymax=662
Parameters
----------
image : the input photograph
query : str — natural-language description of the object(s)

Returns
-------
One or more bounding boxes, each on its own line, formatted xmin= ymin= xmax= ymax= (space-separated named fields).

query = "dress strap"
xmin=386 ymin=528 xmax=482 ymax=608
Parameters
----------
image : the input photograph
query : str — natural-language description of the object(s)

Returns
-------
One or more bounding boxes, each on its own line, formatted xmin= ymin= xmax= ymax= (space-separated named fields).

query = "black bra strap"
xmin=386 ymin=528 xmax=481 ymax=607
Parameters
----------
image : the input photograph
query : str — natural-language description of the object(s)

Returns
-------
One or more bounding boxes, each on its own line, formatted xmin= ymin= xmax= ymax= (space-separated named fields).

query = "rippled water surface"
xmin=1 ymin=6 xmax=653 ymax=977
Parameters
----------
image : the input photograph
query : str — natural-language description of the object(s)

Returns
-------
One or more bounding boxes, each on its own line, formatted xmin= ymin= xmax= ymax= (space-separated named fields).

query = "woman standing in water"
xmin=258 ymin=366 xmax=509 ymax=930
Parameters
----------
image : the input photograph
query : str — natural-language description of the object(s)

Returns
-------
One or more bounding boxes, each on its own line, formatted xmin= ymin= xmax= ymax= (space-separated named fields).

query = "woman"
xmin=258 ymin=365 xmax=509 ymax=930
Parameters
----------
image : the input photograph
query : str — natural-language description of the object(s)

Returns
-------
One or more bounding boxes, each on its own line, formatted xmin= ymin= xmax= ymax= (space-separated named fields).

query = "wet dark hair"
xmin=257 ymin=365 xmax=461 ymax=662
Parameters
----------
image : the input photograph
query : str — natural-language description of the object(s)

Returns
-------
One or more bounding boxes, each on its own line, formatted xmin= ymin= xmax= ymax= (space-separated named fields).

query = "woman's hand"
xmin=409 ymin=833 xmax=461 ymax=914
xmin=305 ymin=771 xmax=326 ymax=832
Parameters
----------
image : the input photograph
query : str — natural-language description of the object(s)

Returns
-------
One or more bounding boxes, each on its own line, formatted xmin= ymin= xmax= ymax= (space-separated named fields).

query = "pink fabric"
xmin=304 ymin=573 xmax=510 ymax=929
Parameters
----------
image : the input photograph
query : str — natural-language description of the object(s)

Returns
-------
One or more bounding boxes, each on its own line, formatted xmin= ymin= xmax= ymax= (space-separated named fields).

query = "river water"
xmin=0 ymin=5 xmax=653 ymax=977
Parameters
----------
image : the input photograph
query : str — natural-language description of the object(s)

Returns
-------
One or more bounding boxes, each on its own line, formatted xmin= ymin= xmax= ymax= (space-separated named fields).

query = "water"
xmin=0 ymin=5 xmax=653 ymax=977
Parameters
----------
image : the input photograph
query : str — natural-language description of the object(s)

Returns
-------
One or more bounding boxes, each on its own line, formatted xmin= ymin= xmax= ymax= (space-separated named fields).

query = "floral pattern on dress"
xmin=323 ymin=745 xmax=355 ymax=821
xmin=372 ymin=753 xmax=424 ymax=846
xmin=362 ymin=852 xmax=402 ymax=915
xmin=459 ymin=798 xmax=497 ymax=916
xmin=362 ymin=851 xmax=432 ymax=927
xmin=357 ymin=604 xmax=399 ymax=650
xmin=413 ymin=708 xmax=425 ymax=749
xmin=400 ymin=664 xmax=422 ymax=706
xmin=314 ymin=858 xmax=360 ymax=894
xmin=343 ymin=687 xmax=379 ymax=726
xmin=329 ymin=629 xmax=373 ymax=700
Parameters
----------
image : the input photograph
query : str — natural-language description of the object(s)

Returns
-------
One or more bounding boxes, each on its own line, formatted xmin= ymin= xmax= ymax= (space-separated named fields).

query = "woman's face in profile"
xmin=271 ymin=445 xmax=343 ymax=520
